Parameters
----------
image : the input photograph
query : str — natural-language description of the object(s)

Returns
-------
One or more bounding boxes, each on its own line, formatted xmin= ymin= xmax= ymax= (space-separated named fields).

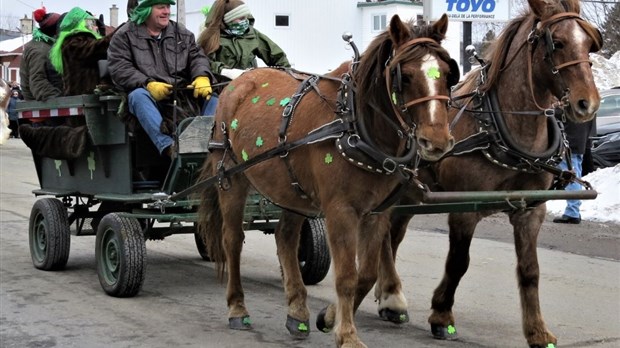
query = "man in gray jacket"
xmin=108 ymin=0 xmax=213 ymax=158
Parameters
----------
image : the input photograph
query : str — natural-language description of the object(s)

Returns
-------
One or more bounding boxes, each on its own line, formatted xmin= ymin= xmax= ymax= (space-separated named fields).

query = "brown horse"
xmin=369 ymin=0 xmax=603 ymax=347
xmin=197 ymin=14 xmax=459 ymax=347
xmin=0 ymin=79 xmax=11 ymax=144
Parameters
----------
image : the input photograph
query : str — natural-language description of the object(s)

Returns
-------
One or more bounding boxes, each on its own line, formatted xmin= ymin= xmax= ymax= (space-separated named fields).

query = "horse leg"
xmin=273 ymin=211 xmax=311 ymax=338
xmin=218 ymin=181 xmax=253 ymax=330
xmin=509 ymin=206 xmax=557 ymax=348
xmin=428 ymin=212 xmax=480 ymax=340
xmin=374 ymin=212 xmax=413 ymax=324
xmin=316 ymin=210 xmax=366 ymax=348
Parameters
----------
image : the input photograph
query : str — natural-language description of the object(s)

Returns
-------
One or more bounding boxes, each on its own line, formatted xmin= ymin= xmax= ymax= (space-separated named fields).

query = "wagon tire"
xmin=29 ymin=198 xmax=71 ymax=271
xmin=96 ymin=213 xmax=146 ymax=297
xmin=194 ymin=231 xmax=211 ymax=261
xmin=299 ymin=218 xmax=330 ymax=285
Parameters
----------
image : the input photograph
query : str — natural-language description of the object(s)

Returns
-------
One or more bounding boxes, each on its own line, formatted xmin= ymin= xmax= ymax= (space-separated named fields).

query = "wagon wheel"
xmin=299 ymin=218 xmax=330 ymax=285
xmin=194 ymin=230 xmax=211 ymax=261
xmin=29 ymin=198 xmax=71 ymax=271
xmin=95 ymin=213 xmax=146 ymax=297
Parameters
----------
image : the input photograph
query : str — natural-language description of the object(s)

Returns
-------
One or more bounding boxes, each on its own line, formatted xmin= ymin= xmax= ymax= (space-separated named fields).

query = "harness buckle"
xmin=382 ymin=158 xmax=397 ymax=174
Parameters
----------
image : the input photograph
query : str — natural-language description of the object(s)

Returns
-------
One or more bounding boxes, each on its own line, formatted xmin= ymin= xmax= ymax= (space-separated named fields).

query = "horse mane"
xmin=354 ymin=20 xmax=452 ymax=115
xmin=478 ymin=0 xmax=600 ymax=93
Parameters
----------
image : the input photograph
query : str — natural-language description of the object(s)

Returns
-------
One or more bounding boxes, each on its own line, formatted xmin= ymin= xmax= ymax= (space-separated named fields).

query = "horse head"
xmin=483 ymin=0 xmax=602 ymax=123
xmin=355 ymin=14 xmax=458 ymax=162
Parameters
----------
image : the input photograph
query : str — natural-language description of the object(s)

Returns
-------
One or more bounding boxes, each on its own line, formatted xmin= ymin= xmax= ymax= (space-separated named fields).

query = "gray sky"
xmin=1 ymin=1 xmax=129 ymax=30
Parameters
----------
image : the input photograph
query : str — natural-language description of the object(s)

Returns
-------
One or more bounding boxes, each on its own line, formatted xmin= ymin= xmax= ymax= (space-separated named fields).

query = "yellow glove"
xmin=146 ymin=81 xmax=173 ymax=101
xmin=191 ymin=76 xmax=212 ymax=99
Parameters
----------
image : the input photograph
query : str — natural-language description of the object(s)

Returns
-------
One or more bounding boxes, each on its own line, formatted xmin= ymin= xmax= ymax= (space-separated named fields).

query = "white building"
xmin=185 ymin=0 xmax=463 ymax=74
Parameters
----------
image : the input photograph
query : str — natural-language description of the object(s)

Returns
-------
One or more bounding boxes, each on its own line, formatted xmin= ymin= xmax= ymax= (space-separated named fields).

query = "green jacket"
xmin=210 ymin=26 xmax=290 ymax=74
xmin=19 ymin=40 xmax=63 ymax=101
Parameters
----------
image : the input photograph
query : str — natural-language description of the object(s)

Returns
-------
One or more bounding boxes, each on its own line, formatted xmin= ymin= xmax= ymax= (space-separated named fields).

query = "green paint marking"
xmin=279 ymin=97 xmax=291 ymax=106
xmin=261 ymin=82 xmax=269 ymax=88
xmin=242 ymin=149 xmax=249 ymax=161
xmin=427 ymin=66 xmax=441 ymax=79
xmin=87 ymin=152 xmax=96 ymax=180
xmin=297 ymin=323 xmax=308 ymax=332
xmin=546 ymin=344 xmax=556 ymax=348
xmin=447 ymin=325 xmax=456 ymax=335
xmin=227 ymin=84 xmax=235 ymax=91
xmin=266 ymin=97 xmax=276 ymax=106
xmin=399 ymin=314 xmax=407 ymax=322
xmin=54 ymin=160 xmax=62 ymax=177
xmin=231 ymin=119 xmax=239 ymax=130
xmin=252 ymin=96 xmax=260 ymax=104
xmin=324 ymin=153 xmax=333 ymax=164
xmin=242 ymin=316 xmax=252 ymax=325
xmin=255 ymin=136 xmax=263 ymax=147
xmin=391 ymin=92 xmax=398 ymax=105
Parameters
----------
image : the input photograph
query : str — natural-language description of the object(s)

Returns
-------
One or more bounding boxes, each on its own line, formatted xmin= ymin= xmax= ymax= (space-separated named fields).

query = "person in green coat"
xmin=19 ymin=7 xmax=63 ymax=101
xmin=197 ymin=0 xmax=290 ymax=81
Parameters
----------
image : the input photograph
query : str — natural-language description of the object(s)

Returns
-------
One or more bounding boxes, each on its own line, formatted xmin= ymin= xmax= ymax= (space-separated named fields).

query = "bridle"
xmin=384 ymin=38 xmax=451 ymax=135
xmin=526 ymin=12 xmax=598 ymax=115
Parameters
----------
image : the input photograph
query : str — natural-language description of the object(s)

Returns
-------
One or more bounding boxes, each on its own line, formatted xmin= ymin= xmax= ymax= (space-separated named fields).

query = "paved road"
xmin=1 ymin=139 xmax=619 ymax=348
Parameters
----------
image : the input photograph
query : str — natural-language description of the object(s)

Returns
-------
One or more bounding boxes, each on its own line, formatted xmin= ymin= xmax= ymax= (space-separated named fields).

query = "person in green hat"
xmin=20 ymin=7 xmax=63 ymax=101
xmin=108 ymin=0 xmax=214 ymax=158
xmin=49 ymin=7 xmax=112 ymax=96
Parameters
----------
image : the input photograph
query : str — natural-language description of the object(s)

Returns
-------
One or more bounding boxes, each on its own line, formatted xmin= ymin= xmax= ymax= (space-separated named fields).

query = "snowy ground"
xmin=546 ymin=164 xmax=620 ymax=223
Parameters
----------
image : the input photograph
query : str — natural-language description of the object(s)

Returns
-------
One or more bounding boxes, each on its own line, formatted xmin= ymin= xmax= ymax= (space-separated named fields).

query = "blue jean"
xmin=558 ymin=153 xmax=584 ymax=218
xmin=202 ymin=94 xmax=219 ymax=116
xmin=128 ymin=88 xmax=174 ymax=154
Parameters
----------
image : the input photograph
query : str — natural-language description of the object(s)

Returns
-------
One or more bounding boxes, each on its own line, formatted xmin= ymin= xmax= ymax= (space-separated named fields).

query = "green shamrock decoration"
xmin=297 ymin=323 xmax=308 ymax=332
xmin=227 ymin=84 xmax=235 ymax=91
xmin=546 ymin=344 xmax=556 ymax=348
xmin=231 ymin=119 xmax=239 ymax=130
xmin=252 ymin=96 xmax=260 ymax=104
xmin=427 ymin=66 xmax=441 ymax=79
xmin=447 ymin=325 xmax=456 ymax=335
xmin=391 ymin=92 xmax=398 ymax=105
xmin=324 ymin=153 xmax=333 ymax=164
xmin=242 ymin=149 xmax=249 ymax=161
xmin=261 ymin=82 xmax=269 ymax=88
xmin=256 ymin=136 xmax=263 ymax=147
xmin=266 ymin=97 xmax=276 ymax=106
xmin=399 ymin=314 xmax=407 ymax=322
xmin=242 ymin=316 xmax=252 ymax=325
xmin=280 ymin=97 xmax=291 ymax=106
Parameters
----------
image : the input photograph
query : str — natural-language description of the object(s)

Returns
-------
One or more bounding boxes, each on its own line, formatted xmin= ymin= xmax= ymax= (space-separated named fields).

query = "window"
xmin=275 ymin=15 xmax=289 ymax=27
xmin=372 ymin=14 xmax=386 ymax=31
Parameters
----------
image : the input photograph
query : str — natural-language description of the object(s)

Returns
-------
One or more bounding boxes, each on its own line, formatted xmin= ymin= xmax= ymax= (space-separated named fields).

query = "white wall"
xmin=184 ymin=0 xmax=462 ymax=76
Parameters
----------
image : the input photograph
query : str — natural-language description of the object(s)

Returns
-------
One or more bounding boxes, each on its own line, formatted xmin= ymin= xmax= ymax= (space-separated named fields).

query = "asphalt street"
xmin=1 ymin=138 xmax=619 ymax=348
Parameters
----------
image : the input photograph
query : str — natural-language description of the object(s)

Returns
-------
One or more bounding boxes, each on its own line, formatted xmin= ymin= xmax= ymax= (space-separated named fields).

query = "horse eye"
xmin=553 ymin=41 xmax=564 ymax=49
xmin=401 ymin=75 xmax=411 ymax=86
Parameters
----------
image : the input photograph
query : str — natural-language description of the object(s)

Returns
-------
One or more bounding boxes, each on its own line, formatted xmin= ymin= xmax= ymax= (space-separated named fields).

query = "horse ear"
xmin=528 ymin=0 xmax=553 ymax=19
xmin=389 ymin=14 xmax=411 ymax=48
xmin=447 ymin=59 xmax=460 ymax=89
xmin=431 ymin=14 xmax=449 ymax=42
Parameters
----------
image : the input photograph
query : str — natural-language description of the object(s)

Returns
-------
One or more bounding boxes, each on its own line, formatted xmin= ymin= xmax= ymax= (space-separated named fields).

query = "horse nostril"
xmin=578 ymin=99 xmax=589 ymax=112
xmin=418 ymin=137 xmax=431 ymax=151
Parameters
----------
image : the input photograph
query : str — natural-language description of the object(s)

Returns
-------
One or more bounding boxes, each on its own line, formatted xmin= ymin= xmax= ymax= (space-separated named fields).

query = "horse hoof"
xmin=229 ymin=316 xmax=253 ymax=330
xmin=378 ymin=308 xmax=409 ymax=324
xmin=431 ymin=323 xmax=458 ymax=340
xmin=529 ymin=344 xmax=556 ymax=348
xmin=316 ymin=306 xmax=332 ymax=333
xmin=286 ymin=315 xmax=310 ymax=339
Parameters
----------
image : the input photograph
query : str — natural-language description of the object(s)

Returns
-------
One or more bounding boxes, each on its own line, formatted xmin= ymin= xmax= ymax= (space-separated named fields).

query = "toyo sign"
xmin=423 ymin=0 xmax=511 ymax=23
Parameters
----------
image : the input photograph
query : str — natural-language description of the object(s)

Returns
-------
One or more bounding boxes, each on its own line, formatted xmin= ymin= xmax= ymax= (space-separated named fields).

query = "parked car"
xmin=596 ymin=87 xmax=620 ymax=135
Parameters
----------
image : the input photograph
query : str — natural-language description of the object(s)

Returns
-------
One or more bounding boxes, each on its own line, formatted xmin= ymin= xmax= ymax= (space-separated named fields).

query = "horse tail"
xmin=0 ymin=80 xmax=11 ymax=145
xmin=196 ymin=159 xmax=227 ymax=280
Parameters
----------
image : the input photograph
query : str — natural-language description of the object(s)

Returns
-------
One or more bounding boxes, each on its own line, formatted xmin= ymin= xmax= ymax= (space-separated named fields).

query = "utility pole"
xmin=177 ymin=0 xmax=185 ymax=25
